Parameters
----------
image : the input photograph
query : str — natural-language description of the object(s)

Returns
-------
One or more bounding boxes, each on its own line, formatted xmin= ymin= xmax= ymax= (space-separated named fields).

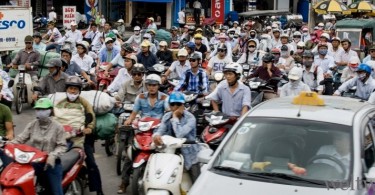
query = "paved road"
xmin=11 ymin=105 xmax=128 ymax=195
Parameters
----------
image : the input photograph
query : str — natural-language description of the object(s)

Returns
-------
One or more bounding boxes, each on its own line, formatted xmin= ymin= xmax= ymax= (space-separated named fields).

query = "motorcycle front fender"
xmin=133 ymin=151 xmax=151 ymax=168
xmin=0 ymin=163 xmax=36 ymax=195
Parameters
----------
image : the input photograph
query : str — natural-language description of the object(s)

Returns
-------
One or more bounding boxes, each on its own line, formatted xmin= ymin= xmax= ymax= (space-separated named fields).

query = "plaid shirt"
xmin=176 ymin=68 xmax=208 ymax=93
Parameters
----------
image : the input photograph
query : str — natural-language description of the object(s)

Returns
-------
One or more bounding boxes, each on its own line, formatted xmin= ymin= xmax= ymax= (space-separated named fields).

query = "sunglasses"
xmin=263 ymin=61 xmax=272 ymax=63
xmin=293 ymin=36 xmax=301 ymax=38
xmin=25 ymin=42 xmax=33 ymax=44
xmin=218 ymin=49 xmax=226 ymax=52
xmin=272 ymin=53 xmax=280 ymax=55
xmin=170 ymin=102 xmax=183 ymax=107
xmin=143 ymin=37 xmax=149 ymax=39
xmin=248 ymin=45 xmax=256 ymax=48
xmin=132 ymin=73 xmax=143 ymax=77
xmin=371 ymin=50 xmax=375 ymax=53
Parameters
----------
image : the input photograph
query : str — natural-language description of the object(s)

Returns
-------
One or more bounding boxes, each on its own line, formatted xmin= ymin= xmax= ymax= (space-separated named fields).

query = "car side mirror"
xmin=7 ymin=80 xmax=14 ymax=88
xmin=198 ymin=147 xmax=214 ymax=164
xmin=366 ymin=167 xmax=375 ymax=181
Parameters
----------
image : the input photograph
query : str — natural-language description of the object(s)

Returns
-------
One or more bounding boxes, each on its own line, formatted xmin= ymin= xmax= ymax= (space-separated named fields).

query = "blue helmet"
xmin=357 ymin=64 xmax=372 ymax=74
xmin=185 ymin=42 xmax=196 ymax=50
xmin=169 ymin=92 xmax=185 ymax=104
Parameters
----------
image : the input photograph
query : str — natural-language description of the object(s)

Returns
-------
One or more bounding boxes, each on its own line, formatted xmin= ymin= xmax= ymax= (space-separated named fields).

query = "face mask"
xmin=229 ymin=34 xmax=234 ymax=38
xmin=248 ymin=47 xmax=256 ymax=52
xmin=35 ymin=109 xmax=51 ymax=120
xmin=303 ymin=32 xmax=308 ymax=36
xmin=349 ymin=67 xmax=358 ymax=72
xmin=281 ymin=51 xmax=289 ymax=57
xmin=304 ymin=60 xmax=313 ymax=67
xmin=67 ymin=92 xmax=79 ymax=102
xmin=250 ymin=34 xmax=256 ymax=38
xmin=318 ymin=49 xmax=328 ymax=55
xmin=214 ymin=33 xmax=219 ymax=38
xmin=318 ymin=27 xmax=323 ymax=30
xmin=358 ymin=73 xmax=367 ymax=81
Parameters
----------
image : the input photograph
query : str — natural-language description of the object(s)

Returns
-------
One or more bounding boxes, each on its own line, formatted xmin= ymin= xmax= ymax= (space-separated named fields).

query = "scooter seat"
xmin=60 ymin=150 xmax=80 ymax=174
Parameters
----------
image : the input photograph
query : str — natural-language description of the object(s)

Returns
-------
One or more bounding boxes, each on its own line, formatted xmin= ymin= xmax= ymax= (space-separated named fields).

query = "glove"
xmin=45 ymin=155 xmax=56 ymax=170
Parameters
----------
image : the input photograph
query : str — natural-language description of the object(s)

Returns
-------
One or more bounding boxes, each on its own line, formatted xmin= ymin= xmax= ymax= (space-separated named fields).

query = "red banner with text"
xmin=212 ymin=0 xmax=225 ymax=24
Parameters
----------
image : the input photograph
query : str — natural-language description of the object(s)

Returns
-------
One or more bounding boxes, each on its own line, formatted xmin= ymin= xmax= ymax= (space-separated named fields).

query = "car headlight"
xmin=15 ymin=148 xmax=35 ymax=164
xmin=168 ymin=168 xmax=179 ymax=184
xmin=138 ymin=121 xmax=153 ymax=131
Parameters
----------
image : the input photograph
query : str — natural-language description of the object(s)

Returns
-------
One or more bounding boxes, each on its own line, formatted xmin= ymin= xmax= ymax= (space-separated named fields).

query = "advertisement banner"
xmin=212 ymin=0 xmax=225 ymax=24
xmin=17 ymin=0 xmax=30 ymax=7
xmin=63 ymin=6 xmax=76 ymax=28
xmin=85 ymin=0 xmax=99 ymax=23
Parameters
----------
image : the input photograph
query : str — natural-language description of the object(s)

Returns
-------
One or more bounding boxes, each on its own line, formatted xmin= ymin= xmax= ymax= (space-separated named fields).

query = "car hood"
xmin=188 ymin=171 xmax=353 ymax=195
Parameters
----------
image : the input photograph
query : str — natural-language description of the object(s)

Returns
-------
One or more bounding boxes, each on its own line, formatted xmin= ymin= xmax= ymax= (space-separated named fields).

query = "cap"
xmin=117 ymin=19 xmax=124 ymax=23
xmin=196 ymin=28 xmax=203 ymax=32
xmin=141 ymin=40 xmax=151 ymax=47
xmin=143 ymin=33 xmax=152 ymax=39
xmin=356 ymin=64 xmax=372 ymax=74
xmin=45 ymin=58 xmax=62 ymax=68
xmin=178 ymin=48 xmax=188 ymax=56
xmin=134 ymin=26 xmax=141 ymax=31
xmin=124 ymin=54 xmax=137 ymax=63
xmin=159 ymin=41 xmax=168 ymax=47
xmin=288 ymin=67 xmax=303 ymax=80
xmin=318 ymin=22 xmax=324 ymax=27
xmin=105 ymin=37 xmax=113 ymax=43
xmin=331 ymin=37 xmax=341 ymax=42
xmin=148 ymin=17 xmax=154 ymax=22
xmin=297 ymin=42 xmax=305 ymax=47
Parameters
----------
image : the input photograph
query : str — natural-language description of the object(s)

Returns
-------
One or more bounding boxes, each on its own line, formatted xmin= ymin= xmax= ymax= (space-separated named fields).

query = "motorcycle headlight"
xmin=250 ymin=82 xmax=261 ymax=89
xmin=15 ymin=148 xmax=35 ymax=164
xmin=167 ymin=168 xmax=179 ymax=184
xmin=202 ymin=100 xmax=211 ymax=107
xmin=138 ymin=121 xmax=153 ymax=131
xmin=123 ymin=103 xmax=134 ymax=111
xmin=214 ymin=72 xmax=224 ymax=82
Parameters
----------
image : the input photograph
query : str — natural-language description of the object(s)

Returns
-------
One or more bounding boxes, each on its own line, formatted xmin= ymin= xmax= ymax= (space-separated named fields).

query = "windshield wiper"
xmin=252 ymin=172 xmax=324 ymax=186
xmin=212 ymin=166 xmax=274 ymax=180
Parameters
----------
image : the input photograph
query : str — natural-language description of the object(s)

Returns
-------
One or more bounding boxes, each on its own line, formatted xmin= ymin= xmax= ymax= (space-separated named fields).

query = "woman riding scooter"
xmin=10 ymin=98 xmax=67 ymax=195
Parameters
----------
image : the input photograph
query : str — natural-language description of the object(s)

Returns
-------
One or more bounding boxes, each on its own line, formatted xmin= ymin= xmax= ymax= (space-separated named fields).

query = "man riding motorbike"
xmin=279 ymin=67 xmax=311 ymax=97
xmin=136 ymin=40 xmax=158 ymax=69
xmin=248 ymin=53 xmax=282 ymax=81
xmin=104 ymin=43 xmax=135 ymax=77
xmin=301 ymin=51 xmax=324 ymax=94
xmin=98 ymin=37 xmax=120 ymax=63
xmin=156 ymin=41 xmax=173 ymax=65
xmin=107 ymin=54 xmax=136 ymax=93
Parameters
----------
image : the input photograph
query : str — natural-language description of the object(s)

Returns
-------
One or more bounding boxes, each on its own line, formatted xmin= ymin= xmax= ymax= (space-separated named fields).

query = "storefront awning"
xmin=128 ymin=0 xmax=173 ymax=2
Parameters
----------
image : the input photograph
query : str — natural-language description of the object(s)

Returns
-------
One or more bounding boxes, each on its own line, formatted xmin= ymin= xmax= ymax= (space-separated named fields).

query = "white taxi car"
xmin=190 ymin=92 xmax=375 ymax=195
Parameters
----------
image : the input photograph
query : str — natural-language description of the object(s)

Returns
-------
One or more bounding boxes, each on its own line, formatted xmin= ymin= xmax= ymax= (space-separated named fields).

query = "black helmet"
xmin=121 ymin=43 xmax=135 ymax=53
xmin=190 ymin=53 xmax=201 ymax=60
xmin=131 ymin=63 xmax=146 ymax=74
xmin=217 ymin=43 xmax=227 ymax=50
xmin=262 ymin=53 xmax=274 ymax=62
xmin=302 ymin=50 xmax=314 ymax=58
xmin=65 ymin=76 xmax=82 ymax=90
xmin=280 ymin=45 xmax=289 ymax=51
xmin=171 ymin=26 xmax=178 ymax=31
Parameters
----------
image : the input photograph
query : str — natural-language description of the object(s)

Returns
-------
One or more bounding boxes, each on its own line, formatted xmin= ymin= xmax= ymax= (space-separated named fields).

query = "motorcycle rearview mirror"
xmin=85 ymin=113 xmax=93 ymax=126
xmin=33 ymin=86 xmax=42 ymax=92
xmin=7 ymin=80 xmax=14 ymax=88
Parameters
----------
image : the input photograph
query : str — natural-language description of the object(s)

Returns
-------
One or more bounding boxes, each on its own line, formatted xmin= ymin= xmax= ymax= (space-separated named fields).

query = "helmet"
xmin=190 ymin=53 xmax=201 ymax=60
xmin=271 ymin=48 xmax=280 ymax=54
xmin=45 ymin=58 xmax=62 ymax=68
xmin=349 ymin=56 xmax=360 ymax=67
xmin=145 ymin=74 xmax=161 ymax=85
xmin=233 ymin=21 xmax=239 ymax=25
xmin=33 ymin=33 xmax=42 ymax=39
xmin=320 ymin=33 xmax=330 ymax=39
xmin=188 ymin=25 xmax=195 ymax=31
xmin=61 ymin=48 xmax=73 ymax=55
xmin=194 ymin=33 xmax=203 ymax=39
xmin=280 ymin=33 xmax=289 ymax=38
xmin=331 ymin=37 xmax=341 ymax=42
xmin=122 ymin=43 xmax=135 ymax=52
xmin=171 ymin=26 xmax=178 ymax=31
xmin=288 ymin=67 xmax=303 ymax=80
xmin=131 ymin=63 xmax=146 ymax=74
xmin=169 ymin=92 xmax=185 ymax=104
xmin=280 ymin=45 xmax=289 ymax=51
xmin=106 ymin=32 xmax=117 ymax=41
xmin=105 ymin=37 xmax=114 ymax=44
xmin=141 ymin=40 xmax=151 ymax=47
xmin=196 ymin=28 xmax=203 ymax=32
xmin=217 ymin=43 xmax=227 ymax=50
xmin=341 ymin=38 xmax=351 ymax=45
xmin=293 ymin=31 xmax=302 ymax=37
xmin=134 ymin=26 xmax=141 ymax=31
xmin=357 ymin=64 xmax=372 ymax=74
xmin=214 ymin=29 xmax=221 ymax=34
xmin=178 ymin=48 xmax=188 ymax=56
xmin=117 ymin=19 xmax=124 ymax=23
xmin=302 ymin=51 xmax=314 ymax=58
xmin=24 ymin=35 xmax=33 ymax=42
xmin=297 ymin=42 xmax=305 ymax=48
xmin=262 ymin=53 xmax=275 ymax=62
xmin=185 ymin=42 xmax=196 ymax=50
xmin=227 ymin=29 xmax=235 ymax=33
xmin=318 ymin=23 xmax=324 ymax=27
xmin=143 ymin=33 xmax=152 ymax=39
xmin=247 ymin=39 xmax=258 ymax=46
xmin=159 ymin=41 xmax=168 ymax=47
xmin=76 ymin=41 xmax=89 ymax=51
xmin=34 ymin=98 xmax=53 ymax=109
xmin=66 ymin=76 xmax=83 ymax=89
xmin=51 ymin=7 xmax=55 ymax=11
xmin=124 ymin=54 xmax=137 ymax=64
xmin=220 ymin=25 xmax=229 ymax=30
xmin=147 ymin=29 xmax=156 ymax=35
xmin=223 ymin=62 xmax=242 ymax=75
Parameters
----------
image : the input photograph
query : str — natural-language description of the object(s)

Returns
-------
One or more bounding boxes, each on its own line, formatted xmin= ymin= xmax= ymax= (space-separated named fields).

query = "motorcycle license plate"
xmin=243 ymin=72 xmax=249 ymax=77
xmin=18 ymin=65 xmax=26 ymax=71
xmin=202 ymin=99 xmax=211 ymax=107
xmin=243 ymin=64 xmax=250 ymax=70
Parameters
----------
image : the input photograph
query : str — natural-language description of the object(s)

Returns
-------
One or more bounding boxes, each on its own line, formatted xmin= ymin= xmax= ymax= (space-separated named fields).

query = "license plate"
xmin=202 ymin=100 xmax=211 ymax=107
xmin=243 ymin=64 xmax=250 ymax=70
xmin=18 ymin=65 xmax=26 ymax=71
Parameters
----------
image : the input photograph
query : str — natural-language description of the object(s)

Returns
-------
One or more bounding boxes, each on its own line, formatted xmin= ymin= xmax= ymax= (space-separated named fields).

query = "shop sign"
xmin=212 ymin=0 xmax=225 ymax=24
xmin=63 ymin=6 xmax=76 ymax=29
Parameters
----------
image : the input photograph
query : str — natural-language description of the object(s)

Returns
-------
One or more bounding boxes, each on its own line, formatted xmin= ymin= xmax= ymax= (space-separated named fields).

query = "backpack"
xmin=181 ymin=69 xmax=204 ymax=91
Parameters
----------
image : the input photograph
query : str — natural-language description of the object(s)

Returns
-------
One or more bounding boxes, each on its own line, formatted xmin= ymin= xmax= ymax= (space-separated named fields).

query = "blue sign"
xmin=0 ymin=20 xmax=26 ymax=30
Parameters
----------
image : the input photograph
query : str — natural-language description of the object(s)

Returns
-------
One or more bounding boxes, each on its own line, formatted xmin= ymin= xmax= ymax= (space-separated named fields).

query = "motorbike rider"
xmin=124 ymin=74 xmax=169 ymax=126
xmin=117 ymin=19 xmax=126 ymax=38
xmin=147 ymin=17 xmax=157 ymax=30
xmin=11 ymin=98 xmax=67 ymax=195
xmin=44 ymin=21 xmax=63 ymax=53
xmin=103 ymin=43 xmax=135 ymax=77
xmin=48 ymin=6 xmax=57 ymax=22
xmin=341 ymin=56 xmax=360 ymax=83
xmin=32 ymin=58 xmax=69 ymax=101
xmin=142 ymin=33 xmax=158 ymax=55
xmin=193 ymin=33 xmax=208 ymax=60
xmin=7 ymin=35 xmax=40 ymax=79
xmin=59 ymin=21 xmax=83 ymax=44
xmin=156 ymin=41 xmax=173 ymax=65
xmin=162 ymin=48 xmax=190 ymax=83
xmin=314 ymin=42 xmax=335 ymax=76
xmin=248 ymin=53 xmax=282 ymax=81
xmin=276 ymin=45 xmax=295 ymax=74
xmin=185 ymin=41 xmax=202 ymax=60
xmin=329 ymin=37 xmax=343 ymax=61
xmin=147 ymin=29 xmax=160 ymax=50
xmin=107 ymin=54 xmax=136 ymax=93
xmin=237 ymin=39 xmax=264 ymax=66
xmin=209 ymin=62 xmax=251 ymax=116
xmin=125 ymin=26 xmax=142 ymax=50
xmin=33 ymin=33 xmax=47 ymax=52
xmin=278 ymin=33 xmax=295 ymax=53
xmin=153 ymin=91 xmax=201 ymax=182
xmin=363 ymin=45 xmax=375 ymax=64
xmin=312 ymin=33 xmax=332 ymax=54
xmin=98 ymin=37 xmax=120 ymax=63
xmin=271 ymin=28 xmax=282 ymax=48
xmin=209 ymin=33 xmax=232 ymax=60
xmin=293 ymin=41 xmax=306 ymax=64
xmin=301 ymin=51 xmax=324 ymax=94
xmin=175 ymin=53 xmax=208 ymax=93
xmin=136 ymin=40 xmax=158 ymax=69
xmin=336 ymin=38 xmax=359 ymax=68
xmin=279 ymin=67 xmax=311 ymax=97
xmin=206 ymin=43 xmax=232 ymax=78
xmin=334 ymin=64 xmax=375 ymax=100
xmin=101 ymin=21 xmax=114 ymax=43
xmin=231 ymin=21 xmax=241 ymax=34
xmin=170 ymin=26 xmax=180 ymax=42
xmin=60 ymin=48 xmax=95 ymax=86
xmin=209 ymin=29 xmax=221 ymax=45
xmin=71 ymin=41 xmax=94 ymax=73
xmin=85 ymin=23 xmax=101 ymax=52
xmin=181 ymin=25 xmax=195 ymax=42
xmin=305 ymin=32 xmax=319 ymax=50
xmin=0 ymin=100 xmax=14 ymax=166
xmin=291 ymin=31 xmax=302 ymax=51
xmin=194 ymin=28 xmax=210 ymax=51
xmin=227 ymin=29 xmax=240 ymax=54
xmin=301 ymin=27 xmax=311 ymax=43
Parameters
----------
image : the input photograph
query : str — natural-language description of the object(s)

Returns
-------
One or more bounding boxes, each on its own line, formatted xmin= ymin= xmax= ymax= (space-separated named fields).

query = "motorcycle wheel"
xmin=15 ymin=88 xmax=23 ymax=114
xmin=116 ymin=142 xmax=125 ymax=175
xmin=104 ymin=137 xmax=116 ymax=156
xmin=64 ymin=177 xmax=84 ymax=195
xmin=132 ymin=164 xmax=146 ymax=195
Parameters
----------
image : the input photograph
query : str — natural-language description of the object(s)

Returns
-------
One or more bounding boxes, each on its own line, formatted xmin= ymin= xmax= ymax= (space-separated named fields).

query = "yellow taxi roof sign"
xmin=292 ymin=91 xmax=325 ymax=106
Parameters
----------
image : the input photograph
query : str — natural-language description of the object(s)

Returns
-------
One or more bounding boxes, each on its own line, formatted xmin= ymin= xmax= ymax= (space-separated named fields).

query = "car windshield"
xmin=212 ymin=117 xmax=352 ymax=187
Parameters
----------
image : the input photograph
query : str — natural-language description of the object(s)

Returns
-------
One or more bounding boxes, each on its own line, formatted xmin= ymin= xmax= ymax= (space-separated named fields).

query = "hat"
xmin=288 ymin=67 xmax=303 ymax=80
xmin=302 ymin=27 xmax=309 ymax=32
xmin=218 ymin=33 xmax=227 ymax=39
xmin=45 ymin=58 xmax=62 ymax=68
xmin=297 ymin=42 xmax=305 ymax=47
xmin=148 ymin=29 xmax=156 ymax=35
xmin=331 ymin=37 xmax=341 ymax=42
xmin=233 ymin=21 xmax=239 ymax=24
xmin=141 ymin=40 xmax=151 ymax=47
xmin=266 ymin=26 xmax=272 ymax=30
xmin=117 ymin=19 xmax=124 ymax=23
xmin=370 ymin=45 xmax=375 ymax=50
xmin=124 ymin=54 xmax=137 ymax=62
xmin=318 ymin=23 xmax=324 ymax=27
xmin=194 ymin=33 xmax=203 ymax=39
xmin=70 ymin=21 xmax=77 ymax=26
xmin=196 ymin=28 xmax=203 ymax=32
xmin=148 ymin=17 xmax=154 ymax=22
xmin=159 ymin=41 xmax=168 ymax=46
xmin=177 ymin=48 xmax=188 ymax=56
xmin=105 ymin=37 xmax=113 ymax=43
xmin=320 ymin=33 xmax=330 ymax=39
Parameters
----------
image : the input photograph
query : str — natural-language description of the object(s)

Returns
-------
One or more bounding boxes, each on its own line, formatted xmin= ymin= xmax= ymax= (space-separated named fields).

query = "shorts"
xmin=179 ymin=23 xmax=186 ymax=28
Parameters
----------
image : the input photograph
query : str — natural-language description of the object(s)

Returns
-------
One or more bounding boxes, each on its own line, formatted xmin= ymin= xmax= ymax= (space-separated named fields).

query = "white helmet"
xmin=223 ymin=62 xmax=242 ymax=78
xmin=134 ymin=26 xmax=141 ymax=31
xmin=117 ymin=19 xmax=124 ymax=23
xmin=320 ymin=33 xmax=330 ymax=40
xmin=280 ymin=33 xmax=289 ymax=38
xmin=177 ymin=48 xmax=188 ymax=57
xmin=293 ymin=31 xmax=302 ymax=36
xmin=297 ymin=42 xmax=305 ymax=48
xmin=145 ymin=74 xmax=161 ymax=85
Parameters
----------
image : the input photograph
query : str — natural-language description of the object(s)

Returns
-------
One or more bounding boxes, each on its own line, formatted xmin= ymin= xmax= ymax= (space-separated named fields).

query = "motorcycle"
xmin=183 ymin=91 xmax=211 ymax=136
xmin=13 ymin=65 xmax=35 ymax=114
xmin=143 ymin=135 xmax=212 ymax=195
xmin=96 ymin=62 xmax=119 ymax=91
xmin=246 ymin=77 xmax=282 ymax=101
xmin=33 ymin=13 xmax=48 ymax=30
xmin=0 ymin=114 xmax=93 ymax=195
xmin=201 ymin=112 xmax=237 ymax=150
xmin=209 ymin=71 xmax=225 ymax=93
xmin=241 ymin=62 xmax=258 ymax=78
xmin=130 ymin=117 xmax=160 ymax=195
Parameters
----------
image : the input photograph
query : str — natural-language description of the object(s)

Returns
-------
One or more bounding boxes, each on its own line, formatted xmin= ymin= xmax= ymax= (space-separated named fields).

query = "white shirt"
xmin=315 ymin=145 xmax=350 ymax=177
xmin=178 ymin=11 xmax=185 ymax=24
xmin=110 ymin=53 xmax=125 ymax=68
xmin=59 ymin=29 xmax=83 ymax=44
xmin=338 ymin=49 xmax=359 ymax=64
xmin=168 ymin=60 xmax=191 ymax=79
xmin=193 ymin=1 xmax=202 ymax=9
xmin=302 ymin=65 xmax=324 ymax=91
xmin=279 ymin=81 xmax=311 ymax=97
xmin=236 ymin=50 xmax=264 ymax=66
xmin=107 ymin=68 xmax=132 ymax=93
xmin=208 ymin=55 xmax=232 ymax=73
xmin=47 ymin=27 xmax=63 ymax=45
xmin=329 ymin=47 xmax=344 ymax=62
xmin=314 ymin=55 xmax=335 ymax=74
xmin=71 ymin=54 xmax=94 ymax=72
xmin=48 ymin=11 xmax=57 ymax=21
xmin=85 ymin=30 xmax=102 ymax=51
xmin=100 ymin=18 xmax=106 ymax=26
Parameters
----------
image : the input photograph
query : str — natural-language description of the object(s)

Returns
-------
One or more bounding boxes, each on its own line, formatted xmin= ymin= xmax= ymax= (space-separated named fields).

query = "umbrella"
xmin=314 ymin=0 xmax=351 ymax=15
xmin=348 ymin=1 xmax=375 ymax=13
